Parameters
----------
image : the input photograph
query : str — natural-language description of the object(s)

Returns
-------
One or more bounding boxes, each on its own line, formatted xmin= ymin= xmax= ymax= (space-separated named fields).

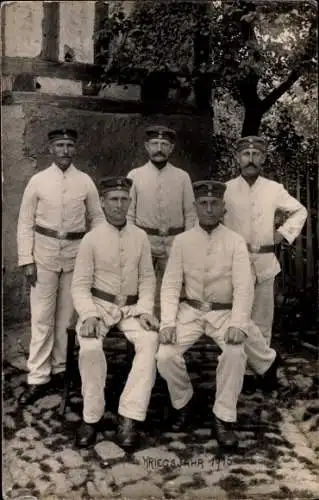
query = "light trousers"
xmin=252 ymin=277 xmax=275 ymax=346
xmin=153 ymin=255 xmax=169 ymax=318
xmin=28 ymin=265 xmax=74 ymax=384
xmin=156 ymin=317 xmax=276 ymax=422
xmin=78 ymin=317 xmax=158 ymax=424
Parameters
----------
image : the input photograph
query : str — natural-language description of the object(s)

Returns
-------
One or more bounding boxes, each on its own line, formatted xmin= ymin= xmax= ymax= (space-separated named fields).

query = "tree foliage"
xmin=95 ymin=0 xmax=317 ymax=134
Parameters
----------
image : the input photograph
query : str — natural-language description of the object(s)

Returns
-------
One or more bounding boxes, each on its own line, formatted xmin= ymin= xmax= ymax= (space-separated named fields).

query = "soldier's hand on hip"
xmin=273 ymin=231 xmax=284 ymax=245
xmin=225 ymin=327 xmax=246 ymax=345
xmin=79 ymin=317 xmax=100 ymax=338
xmin=23 ymin=263 xmax=37 ymax=287
xmin=159 ymin=327 xmax=176 ymax=344
xmin=139 ymin=313 xmax=159 ymax=331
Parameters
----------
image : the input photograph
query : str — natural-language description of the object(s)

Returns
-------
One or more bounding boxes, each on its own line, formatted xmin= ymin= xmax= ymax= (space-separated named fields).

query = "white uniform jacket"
xmin=160 ymin=224 xmax=254 ymax=335
xmin=17 ymin=163 xmax=105 ymax=272
xmin=224 ymin=175 xmax=307 ymax=282
xmin=127 ymin=161 xmax=197 ymax=256
xmin=71 ymin=221 xmax=156 ymax=329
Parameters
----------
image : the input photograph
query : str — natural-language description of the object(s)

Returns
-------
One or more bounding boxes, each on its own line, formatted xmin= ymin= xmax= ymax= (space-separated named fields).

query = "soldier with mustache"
xmin=17 ymin=128 xmax=105 ymax=405
xmin=127 ymin=125 xmax=197 ymax=314
xmin=223 ymin=136 xmax=307 ymax=391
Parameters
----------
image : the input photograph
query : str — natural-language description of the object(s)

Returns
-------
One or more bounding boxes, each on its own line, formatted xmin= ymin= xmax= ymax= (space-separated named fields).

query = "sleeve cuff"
xmin=18 ymin=257 xmax=34 ymax=266
xmin=276 ymin=227 xmax=294 ymax=245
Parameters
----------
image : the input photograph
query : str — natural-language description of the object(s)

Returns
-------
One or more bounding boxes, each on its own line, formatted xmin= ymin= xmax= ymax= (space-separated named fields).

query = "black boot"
xmin=116 ymin=416 xmax=138 ymax=450
xmin=18 ymin=383 xmax=50 ymax=405
xmin=259 ymin=353 xmax=281 ymax=393
xmin=171 ymin=399 xmax=193 ymax=432
xmin=75 ymin=421 xmax=98 ymax=447
xmin=242 ymin=375 xmax=257 ymax=395
xmin=212 ymin=415 xmax=238 ymax=450
xmin=50 ymin=372 xmax=65 ymax=391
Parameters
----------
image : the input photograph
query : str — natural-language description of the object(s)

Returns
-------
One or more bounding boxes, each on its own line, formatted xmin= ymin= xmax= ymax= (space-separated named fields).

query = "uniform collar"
xmin=238 ymin=174 xmax=264 ymax=189
xmin=146 ymin=160 xmax=172 ymax=173
xmin=104 ymin=218 xmax=128 ymax=233
xmin=51 ymin=162 xmax=76 ymax=175
xmin=195 ymin=222 xmax=223 ymax=236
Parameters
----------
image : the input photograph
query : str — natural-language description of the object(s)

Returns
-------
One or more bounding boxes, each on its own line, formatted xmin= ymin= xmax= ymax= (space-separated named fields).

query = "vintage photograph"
xmin=2 ymin=1 xmax=318 ymax=499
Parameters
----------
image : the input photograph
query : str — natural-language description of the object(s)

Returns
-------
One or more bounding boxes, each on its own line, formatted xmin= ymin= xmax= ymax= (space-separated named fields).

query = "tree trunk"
xmin=241 ymin=103 xmax=264 ymax=136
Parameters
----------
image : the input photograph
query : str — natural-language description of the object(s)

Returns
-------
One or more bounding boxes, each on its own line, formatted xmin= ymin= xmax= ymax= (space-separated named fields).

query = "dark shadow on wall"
xmin=3 ymin=101 xmax=215 ymax=325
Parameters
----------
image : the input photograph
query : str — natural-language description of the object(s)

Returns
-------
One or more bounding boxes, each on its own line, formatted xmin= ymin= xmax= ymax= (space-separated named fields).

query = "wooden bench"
xmin=58 ymin=327 xmax=135 ymax=417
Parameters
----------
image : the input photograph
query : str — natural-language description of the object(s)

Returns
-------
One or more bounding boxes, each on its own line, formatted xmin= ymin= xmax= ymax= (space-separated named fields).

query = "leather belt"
xmin=91 ymin=287 xmax=137 ymax=307
xmin=35 ymin=224 xmax=85 ymax=240
xmin=182 ymin=298 xmax=232 ymax=312
xmin=137 ymin=225 xmax=185 ymax=236
xmin=247 ymin=244 xmax=276 ymax=254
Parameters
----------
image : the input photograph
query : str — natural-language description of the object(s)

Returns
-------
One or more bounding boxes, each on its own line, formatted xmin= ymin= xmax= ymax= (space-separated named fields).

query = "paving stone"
xmin=42 ymin=457 xmax=62 ymax=472
xmin=22 ymin=409 xmax=34 ymax=426
xmin=87 ymin=480 xmax=101 ymax=498
xmin=188 ymin=486 xmax=228 ymax=499
xmin=35 ymin=478 xmax=55 ymax=496
xmin=15 ymin=427 xmax=40 ymax=440
xmin=42 ymin=409 xmax=54 ymax=420
xmin=110 ymin=462 xmax=148 ymax=486
xmin=246 ymin=482 xmax=281 ymax=497
xmin=93 ymin=468 xmax=114 ymax=487
xmin=49 ymin=472 xmax=74 ymax=495
xmin=67 ymin=467 xmax=88 ymax=487
xmin=22 ymin=443 xmax=50 ymax=461
xmin=59 ymin=448 xmax=84 ymax=468
xmin=279 ymin=479 xmax=319 ymax=496
xmin=202 ymin=439 xmax=218 ymax=449
xmin=168 ymin=440 xmax=187 ymax=450
xmin=134 ymin=446 xmax=180 ymax=471
xmin=121 ymin=481 xmax=163 ymax=498
xmin=65 ymin=411 xmax=81 ymax=422
xmin=35 ymin=394 xmax=61 ymax=410
xmin=193 ymin=428 xmax=212 ymax=437
xmin=166 ymin=475 xmax=194 ymax=488
xmin=3 ymin=415 xmax=16 ymax=429
xmin=95 ymin=440 xmax=126 ymax=461
xmin=163 ymin=432 xmax=188 ymax=439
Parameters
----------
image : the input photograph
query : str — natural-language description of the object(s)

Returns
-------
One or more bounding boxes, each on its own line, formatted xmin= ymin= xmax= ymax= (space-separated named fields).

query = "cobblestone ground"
xmin=3 ymin=322 xmax=319 ymax=500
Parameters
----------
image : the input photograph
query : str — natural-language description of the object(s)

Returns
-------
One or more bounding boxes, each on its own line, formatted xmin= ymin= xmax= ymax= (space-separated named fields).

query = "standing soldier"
xmin=17 ymin=128 xmax=105 ymax=405
xmin=224 ymin=136 xmax=307 ymax=347
xmin=127 ymin=125 xmax=197 ymax=310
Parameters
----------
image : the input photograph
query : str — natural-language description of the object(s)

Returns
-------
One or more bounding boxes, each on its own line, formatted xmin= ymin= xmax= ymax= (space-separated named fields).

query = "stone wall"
xmin=3 ymin=100 xmax=214 ymax=324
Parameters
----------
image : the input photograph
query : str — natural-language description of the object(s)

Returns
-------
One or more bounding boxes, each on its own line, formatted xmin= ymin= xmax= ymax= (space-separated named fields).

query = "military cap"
xmin=99 ymin=176 xmax=133 ymax=193
xmin=193 ymin=180 xmax=226 ymax=199
xmin=145 ymin=125 xmax=176 ymax=142
xmin=236 ymin=136 xmax=266 ymax=154
xmin=48 ymin=128 xmax=78 ymax=142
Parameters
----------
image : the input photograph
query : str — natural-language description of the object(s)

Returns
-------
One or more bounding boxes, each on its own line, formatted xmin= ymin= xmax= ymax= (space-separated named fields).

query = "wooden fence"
xmin=274 ymin=168 xmax=318 ymax=336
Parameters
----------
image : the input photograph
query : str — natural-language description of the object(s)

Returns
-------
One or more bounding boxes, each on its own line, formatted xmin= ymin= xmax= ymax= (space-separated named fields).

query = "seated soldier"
xmin=156 ymin=180 xmax=280 ymax=450
xmin=71 ymin=177 xmax=159 ymax=449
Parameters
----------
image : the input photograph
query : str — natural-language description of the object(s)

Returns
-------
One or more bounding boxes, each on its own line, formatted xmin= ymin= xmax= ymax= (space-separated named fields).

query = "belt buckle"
xmin=249 ymin=243 xmax=260 ymax=253
xmin=57 ymin=231 xmax=67 ymax=239
xmin=114 ymin=295 xmax=127 ymax=307
xmin=158 ymin=228 xmax=168 ymax=236
xmin=200 ymin=301 xmax=212 ymax=312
